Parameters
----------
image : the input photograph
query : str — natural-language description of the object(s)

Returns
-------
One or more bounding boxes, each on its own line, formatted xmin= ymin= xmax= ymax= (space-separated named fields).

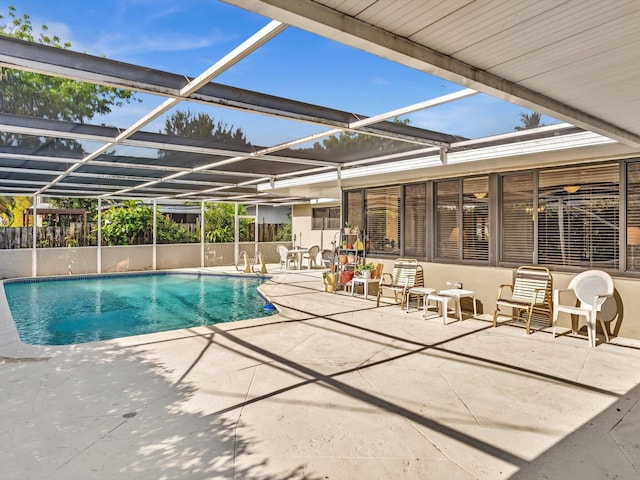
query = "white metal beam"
xmin=36 ymin=20 xmax=287 ymax=197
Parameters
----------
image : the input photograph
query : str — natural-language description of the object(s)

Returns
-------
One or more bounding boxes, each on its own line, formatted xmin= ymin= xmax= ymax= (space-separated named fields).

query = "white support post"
xmin=290 ymin=205 xmax=294 ymax=247
xmin=152 ymin=200 xmax=157 ymax=270
xmin=200 ymin=201 xmax=205 ymax=267
xmin=234 ymin=203 xmax=239 ymax=265
xmin=31 ymin=195 xmax=37 ymax=277
xmin=97 ymin=198 xmax=102 ymax=273
xmin=254 ymin=204 xmax=259 ymax=257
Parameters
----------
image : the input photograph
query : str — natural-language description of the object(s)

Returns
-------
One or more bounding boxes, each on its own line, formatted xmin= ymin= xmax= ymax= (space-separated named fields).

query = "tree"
xmin=515 ymin=111 xmax=544 ymax=131
xmin=0 ymin=5 xmax=137 ymax=148
xmin=204 ymin=203 xmax=249 ymax=243
xmin=303 ymin=117 xmax=416 ymax=161
xmin=162 ymin=111 xmax=252 ymax=243
xmin=0 ymin=6 xmax=138 ymax=218
xmin=0 ymin=196 xmax=16 ymax=225
xmin=162 ymin=110 xmax=250 ymax=146
xmin=101 ymin=200 xmax=196 ymax=245
xmin=7 ymin=196 xmax=29 ymax=226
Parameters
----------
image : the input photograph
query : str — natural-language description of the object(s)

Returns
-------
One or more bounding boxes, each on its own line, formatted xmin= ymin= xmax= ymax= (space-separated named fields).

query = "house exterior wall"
xmin=247 ymin=205 xmax=291 ymax=224
xmin=292 ymin=204 xmax=341 ymax=254
xmin=366 ymin=257 xmax=640 ymax=340
xmin=284 ymin=148 xmax=640 ymax=341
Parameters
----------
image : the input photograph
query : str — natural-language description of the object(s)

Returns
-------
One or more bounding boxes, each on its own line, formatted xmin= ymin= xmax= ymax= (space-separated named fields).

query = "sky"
xmin=2 ymin=0 xmax=559 ymax=146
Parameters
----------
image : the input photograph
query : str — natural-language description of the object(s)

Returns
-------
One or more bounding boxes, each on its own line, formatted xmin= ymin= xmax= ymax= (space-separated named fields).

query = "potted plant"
xmin=356 ymin=262 xmax=375 ymax=279
xmin=344 ymin=221 xmax=352 ymax=235
xmin=322 ymin=271 xmax=337 ymax=292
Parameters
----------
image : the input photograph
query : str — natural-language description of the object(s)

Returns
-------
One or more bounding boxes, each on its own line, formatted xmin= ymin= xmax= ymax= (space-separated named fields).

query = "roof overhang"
xmin=225 ymin=0 xmax=640 ymax=147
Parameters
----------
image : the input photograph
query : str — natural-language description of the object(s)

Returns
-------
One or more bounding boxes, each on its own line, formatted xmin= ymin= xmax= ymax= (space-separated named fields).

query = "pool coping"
xmin=0 ymin=267 xmax=284 ymax=359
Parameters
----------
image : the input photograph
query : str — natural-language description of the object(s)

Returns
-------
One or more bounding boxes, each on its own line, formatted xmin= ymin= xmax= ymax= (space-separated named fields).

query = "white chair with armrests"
xmin=552 ymin=269 xmax=614 ymax=347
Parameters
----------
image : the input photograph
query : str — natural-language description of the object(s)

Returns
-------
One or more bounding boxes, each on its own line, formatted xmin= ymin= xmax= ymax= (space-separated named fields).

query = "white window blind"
xmin=366 ymin=186 xmax=401 ymax=255
xmin=404 ymin=183 xmax=426 ymax=258
xmin=626 ymin=161 xmax=640 ymax=271
xmin=345 ymin=191 xmax=363 ymax=232
xmin=436 ymin=180 xmax=459 ymax=259
xmin=501 ymin=173 xmax=534 ymax=263
xmin=538 ymin=164 xmax=619 ymax=268
xmin=463 ymin=177 xmax=489 ymax=261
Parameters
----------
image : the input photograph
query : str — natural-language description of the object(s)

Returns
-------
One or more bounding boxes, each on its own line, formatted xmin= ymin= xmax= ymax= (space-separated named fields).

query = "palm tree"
xmin=515 ymin=111 xmax=544 ymax=131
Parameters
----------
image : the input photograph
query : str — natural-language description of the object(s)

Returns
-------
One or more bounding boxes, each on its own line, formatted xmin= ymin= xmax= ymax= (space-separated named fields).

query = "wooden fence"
xmin=0 ymin=223 xmax=289 ymax=249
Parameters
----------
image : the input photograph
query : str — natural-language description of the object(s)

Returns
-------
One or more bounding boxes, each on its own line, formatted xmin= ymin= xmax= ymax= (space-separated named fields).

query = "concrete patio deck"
xmin=2 ymin=267 xmax=640 ymax=479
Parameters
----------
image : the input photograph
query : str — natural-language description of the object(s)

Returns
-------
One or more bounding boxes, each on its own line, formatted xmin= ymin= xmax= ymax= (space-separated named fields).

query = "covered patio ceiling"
xmin=0 ymin=1 xmax=639 ymax=205
xmin=230 ymin=0 xmax=640 ymax=147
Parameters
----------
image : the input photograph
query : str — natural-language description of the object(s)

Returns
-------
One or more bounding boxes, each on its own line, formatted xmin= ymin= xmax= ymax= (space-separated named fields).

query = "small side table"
xmin=438 ymin=289 xmax=477 ymax=322
xmin=405 ymin=286 xmax=436 ymax=312
xmin=425 ymin=293 xmax=453 ymax=324
xmin=349 ymin=276 xmax=381 ymax=300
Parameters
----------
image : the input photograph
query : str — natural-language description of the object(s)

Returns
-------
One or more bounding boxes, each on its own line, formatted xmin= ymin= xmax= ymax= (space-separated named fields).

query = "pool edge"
xmin=0 ymin=268 xmax=280 ymax=359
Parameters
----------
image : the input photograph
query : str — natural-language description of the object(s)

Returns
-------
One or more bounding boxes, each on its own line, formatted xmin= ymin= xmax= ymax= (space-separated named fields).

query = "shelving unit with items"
xmin=337 ymin=226 xmax=366 ymax=290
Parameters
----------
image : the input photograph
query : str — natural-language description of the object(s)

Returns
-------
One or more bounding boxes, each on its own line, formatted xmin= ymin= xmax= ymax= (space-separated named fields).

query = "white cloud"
xmin=86 ymin=31 xmax=227 ymax=59
xmin=370 ymin=76 xmax=391 ymax=86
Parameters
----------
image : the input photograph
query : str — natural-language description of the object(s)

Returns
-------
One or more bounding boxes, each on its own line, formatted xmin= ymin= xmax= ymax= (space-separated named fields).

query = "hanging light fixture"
xmin=563 ymin=185 xmax=580 ymax=194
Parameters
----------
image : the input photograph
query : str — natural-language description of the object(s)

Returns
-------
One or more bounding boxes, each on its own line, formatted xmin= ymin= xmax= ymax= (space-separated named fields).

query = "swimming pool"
xmin=4 ymin=273 xmax=273 ymax=346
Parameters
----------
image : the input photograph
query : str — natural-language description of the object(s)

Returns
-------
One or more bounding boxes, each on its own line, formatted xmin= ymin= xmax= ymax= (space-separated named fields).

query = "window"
xmin=463 ymin=177 xmax=489 ymax=261
xmin=311 ymin=206 xmax=340 ymax=230
xmin=404 ymin=183 xmax=426 ymax=258
xmin=344 ymin=190 xmax=363 ymax=232
xmin=436 ymin=180 xmax=459 ymax=259
xmin=501 ymin=173 xmax=534 ymax=263
xmin=626 ymin=161 xmax=640 ymax=271
xmin=436 ymin=177 xmax=489 ymax=261
xmin=538 ymin=164 xmax=619 ymax=268
xmin=341 ymin=160 xmax=633 ymax=274
xmin=366 ymin=186 xmax=401 ymax=255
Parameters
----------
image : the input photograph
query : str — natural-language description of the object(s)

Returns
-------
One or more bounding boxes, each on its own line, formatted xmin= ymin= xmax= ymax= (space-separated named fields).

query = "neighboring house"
xmin=152 ymin=205 xmax=291 ymax=225
xmin=246 ymin=205 xmax=290 ymax=224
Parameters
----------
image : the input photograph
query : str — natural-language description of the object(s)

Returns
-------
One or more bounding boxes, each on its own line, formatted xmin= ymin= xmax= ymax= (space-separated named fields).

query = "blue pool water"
xmin=4 ymin=273 xmax=273 ymax=346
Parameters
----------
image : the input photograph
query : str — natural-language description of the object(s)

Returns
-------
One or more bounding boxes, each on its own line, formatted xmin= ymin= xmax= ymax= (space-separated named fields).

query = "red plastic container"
xmin=341 ymin=270 xmax=354 ymax=284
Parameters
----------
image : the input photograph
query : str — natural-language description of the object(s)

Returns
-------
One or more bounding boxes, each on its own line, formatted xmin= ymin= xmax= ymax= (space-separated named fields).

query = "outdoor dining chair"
xmin=302 ymin=244 xmax=320 ymax=269
xmin=276 ymin=244 xmax=296 ymax=270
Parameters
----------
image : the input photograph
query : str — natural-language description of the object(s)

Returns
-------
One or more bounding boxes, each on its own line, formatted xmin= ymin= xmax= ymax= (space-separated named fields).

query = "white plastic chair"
xmin=301 ymin=244 xmax=320 ymax=269
xmin=276 ymin=244 xmax=296 ymax=271
xmin=552 ymin=270 xmax=614 ymax=347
